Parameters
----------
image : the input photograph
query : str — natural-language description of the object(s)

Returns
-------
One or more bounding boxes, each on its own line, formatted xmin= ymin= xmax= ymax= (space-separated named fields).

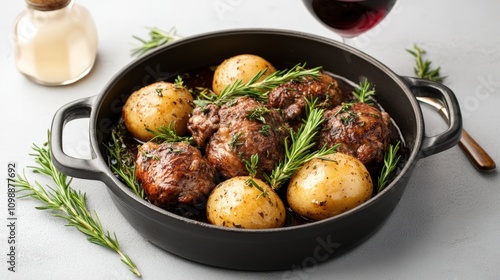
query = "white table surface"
xmin=1 ymin=0 xmax=499 ymax=279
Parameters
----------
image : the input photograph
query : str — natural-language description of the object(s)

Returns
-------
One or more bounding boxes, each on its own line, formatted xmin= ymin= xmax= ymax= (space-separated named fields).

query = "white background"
xmin=1 ymin=0 xmax=499 ymax=279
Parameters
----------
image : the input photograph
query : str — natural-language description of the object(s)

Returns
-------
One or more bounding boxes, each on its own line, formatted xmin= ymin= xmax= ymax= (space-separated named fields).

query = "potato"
xmin=212 ymin=54 xmax=276 ymax=95
xmin=206 ymin=176 xmax=286 ymax=229
xmin=287 ymin=153 xmax=373 ymax=221
xmin=122 ymin=81 xmax=194 ymax=142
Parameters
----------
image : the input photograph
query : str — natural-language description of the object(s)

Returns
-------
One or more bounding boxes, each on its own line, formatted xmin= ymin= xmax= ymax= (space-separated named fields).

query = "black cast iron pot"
xmin=50 ymin=29 xmax=462 ymax=271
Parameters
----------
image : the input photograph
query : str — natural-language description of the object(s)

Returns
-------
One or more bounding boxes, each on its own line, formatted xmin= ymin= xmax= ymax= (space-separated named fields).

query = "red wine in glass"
xmin=303 ymin=0 xmax=397 ymax=38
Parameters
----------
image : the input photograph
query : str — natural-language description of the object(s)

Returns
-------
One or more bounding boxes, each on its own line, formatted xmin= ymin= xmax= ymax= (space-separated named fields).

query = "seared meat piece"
xmin=206 ymin=97 xmax=287 ymax=179
xmin=317 ymin=102 xmax=391 ymax=165
xmin=268 ymin=72 xmax=343 ymax=122
xmin=187 ymin=103 xmax=220 ymax=148
xmin=135 ymin=141 xmax=216 ymax=210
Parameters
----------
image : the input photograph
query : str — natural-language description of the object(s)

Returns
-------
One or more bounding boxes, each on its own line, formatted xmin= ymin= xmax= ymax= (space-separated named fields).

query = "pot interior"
xmin=91 ymin=29 xmax=422 ymax=222
xmin=94 ymin=30 xmax=421 ymax=163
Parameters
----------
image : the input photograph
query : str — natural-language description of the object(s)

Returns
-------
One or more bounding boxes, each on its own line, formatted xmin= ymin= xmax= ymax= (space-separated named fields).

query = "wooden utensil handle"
xmin=459 ymin=129 xmax=496 ymax=172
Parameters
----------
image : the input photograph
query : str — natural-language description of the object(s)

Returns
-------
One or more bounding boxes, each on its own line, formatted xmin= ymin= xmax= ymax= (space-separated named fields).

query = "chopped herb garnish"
xmin=246 ymin=106 xmax=271 ymax=123
xmin=260 ymin=124 xmax=271 ymax=136
xmin=155 ymin=87 xmax=163 ymax=97
xmin=243 ymin=154 xmax=268 ymax=198
xmin=229 ymin=132 xmax=243 ymax=150
xmin=334 ymin=103 xmax=353 ymax=116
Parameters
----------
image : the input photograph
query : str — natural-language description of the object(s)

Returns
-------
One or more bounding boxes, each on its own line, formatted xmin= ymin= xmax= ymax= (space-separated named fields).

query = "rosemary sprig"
xmin=229 ymin=132 xmax=243 ymax=150
xmin=244 ymin=154 xmax=259 ymax=177
xmin=406 ymin=44 xmax=446 ymax=82
xmin=107 ymin=123 xmax=144 ymax=198
xmin=147 ymin=122 xmax=195 ymax=145
xmin=266 ymin=99 xmax=339 ymax=190
xmin=377 ymin=141 xmax=401 ymax=192
xmin=131 ymin=27 xmax=180 ymax=57
xmin=243 ymin=154 xmax=268 ymax=197
xmin=352 ymin=80 xmax=376 ymax=105
xmin=14 ymin=133 xmax=141 ymax=277
xmin=195 ymin=64 xmax=323 ymax=107
xmin=246 ymin=106 xmax=270 ymax=123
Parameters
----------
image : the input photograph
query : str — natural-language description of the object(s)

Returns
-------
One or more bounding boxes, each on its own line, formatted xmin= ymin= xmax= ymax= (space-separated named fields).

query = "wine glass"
xmin=302 ymin=0 xmax=397 ymax=48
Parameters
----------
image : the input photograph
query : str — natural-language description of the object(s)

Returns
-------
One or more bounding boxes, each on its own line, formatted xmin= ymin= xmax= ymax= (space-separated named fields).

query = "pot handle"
xmin=50 ymin=96 xmax=106 ymax=180
xmin=402 ymin=76 xmax=462 ymax=158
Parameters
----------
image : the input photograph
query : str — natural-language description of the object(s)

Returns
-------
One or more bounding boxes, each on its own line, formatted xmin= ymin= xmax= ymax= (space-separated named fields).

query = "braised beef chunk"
xmin=135 ymin=141 xmax=216 ymax=209
xmin=206 ymin=96 xmax=288 ymax=180
xmin=317 ymin=102 xmax=391 ymax=165
xmin=268 ymin=72 xmax=343 ymax=123
xmin=187 ymin=103 xmax=220 ymax=148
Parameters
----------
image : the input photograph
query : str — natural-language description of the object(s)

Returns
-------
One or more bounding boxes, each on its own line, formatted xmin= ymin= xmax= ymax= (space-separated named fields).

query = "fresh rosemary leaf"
xmin=243 ymin=154 xmax=260 ymax=178
xmin=352 ymin=80 xmax=376 ymax=105
xmin=266 ymin=99 xmax=339 ymax=190
xmin=243 ymin=154 xmax=268 ymax=198
xmin=407 ymin=44 xmax=446 ymax=82
xmin=377 ymin=141 xmax=401 ymax=192
xmin=107 ymin=123 xmax=144 ymax=198
xmin=147 ymin=122 xmax=195 ymax=145
xmin=131 ymin=27 xmax=179 ymax=57
xmin=246 ymin=106 xmax=271 ymax=123
xmin=197 ymin=64 xmax=323 ymax=107
xmin=14 ymin=132 xmax=141 ymax=277
xmin=245 ymin=177 xmax=268 ymax=198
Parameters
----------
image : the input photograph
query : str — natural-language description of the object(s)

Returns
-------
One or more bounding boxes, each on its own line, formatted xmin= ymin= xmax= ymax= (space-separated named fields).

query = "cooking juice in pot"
xmin=106 ymin=64 xmax=406 ymax=226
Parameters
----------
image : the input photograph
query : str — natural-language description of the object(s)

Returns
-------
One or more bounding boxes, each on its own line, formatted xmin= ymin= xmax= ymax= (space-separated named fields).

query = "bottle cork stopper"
xmin=26 ymin=0 xmax=71 ymax=11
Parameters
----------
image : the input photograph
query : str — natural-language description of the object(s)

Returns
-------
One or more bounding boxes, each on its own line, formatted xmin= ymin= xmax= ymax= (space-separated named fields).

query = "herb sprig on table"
xmin=147 ymin=122 xmax=195 ymax=145
xmin=131 ymin=27 xmax=180 ymax=57
xmin=14 ymin=132 xmax=141 ymax=277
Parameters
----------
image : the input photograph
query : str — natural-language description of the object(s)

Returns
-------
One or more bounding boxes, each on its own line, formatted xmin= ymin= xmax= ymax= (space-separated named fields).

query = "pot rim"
xmin=90 ymin=28 xmax=424 ymax=233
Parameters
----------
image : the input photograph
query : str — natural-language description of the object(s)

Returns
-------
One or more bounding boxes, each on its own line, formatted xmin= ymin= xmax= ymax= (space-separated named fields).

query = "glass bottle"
xmin=13 ymin=0 xmax=98 ymax=86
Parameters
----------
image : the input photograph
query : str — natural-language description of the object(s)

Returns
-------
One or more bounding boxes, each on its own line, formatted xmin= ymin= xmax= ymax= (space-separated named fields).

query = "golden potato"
xmin=122 ymin=81 xmax=194 ymax=142
xmin=212 ymin=54 xmax=276 ymax=95
xmin=206 ymin=176 xmax=286 ymax=229
xmin=287 ymin=153 xmax=373 ymax=221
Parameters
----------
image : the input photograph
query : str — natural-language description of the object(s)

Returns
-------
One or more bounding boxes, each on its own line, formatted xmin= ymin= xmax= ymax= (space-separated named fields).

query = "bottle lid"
xmin=26 ymin=0 xmax=71 ymax=11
